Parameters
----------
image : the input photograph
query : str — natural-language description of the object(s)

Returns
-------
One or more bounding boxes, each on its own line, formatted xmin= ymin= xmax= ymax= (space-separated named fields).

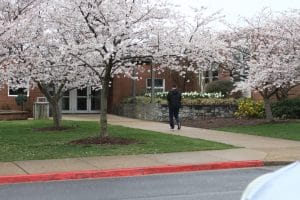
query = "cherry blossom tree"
xmin=274 ymin=9 xmax=300 ymax=100
xmin=2 ymin=0 xmax=93 ymax=128
xmin=231 ymin=10 xmax=300 ymax=120
xmin=54 ymin=0 xmax=174 ymax=138
xmin=152 ymin=7 xmax=227 ymax=83
xmin=0 ymin=0 xmax=40 ymax=87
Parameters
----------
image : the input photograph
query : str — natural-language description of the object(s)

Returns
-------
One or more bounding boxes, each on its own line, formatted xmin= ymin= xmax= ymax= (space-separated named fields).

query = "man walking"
xmin=167 ymin=84 xmax=182 ymax=130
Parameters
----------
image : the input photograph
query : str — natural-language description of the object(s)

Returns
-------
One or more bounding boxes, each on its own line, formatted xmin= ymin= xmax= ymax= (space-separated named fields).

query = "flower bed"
xmin=144 ymin=91 xmax=224 ymax=99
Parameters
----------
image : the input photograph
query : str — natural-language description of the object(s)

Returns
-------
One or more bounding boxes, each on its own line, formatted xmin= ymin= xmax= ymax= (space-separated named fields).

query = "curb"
xmin=0 ymin=160 xmax=263 ymax=185
xmin=263 ymin=161 xmax=293 ymax=166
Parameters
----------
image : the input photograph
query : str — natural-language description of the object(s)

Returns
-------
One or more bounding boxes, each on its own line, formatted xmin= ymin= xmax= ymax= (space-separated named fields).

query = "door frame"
xmin=62 ymin=87 xmax=100 ymax=114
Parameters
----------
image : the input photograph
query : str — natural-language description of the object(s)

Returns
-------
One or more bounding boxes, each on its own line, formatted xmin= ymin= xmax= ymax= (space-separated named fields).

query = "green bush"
xmin=234 ymin=98 xmax=265 ymax=119
xmin=271 ymin=97 xmax=300 ymax=119
xmin=122 ymin=96 xmax=167 ymax=104
xmin=15 ymin=94 xmax=27 ymax=111
xmin=205 ymin=80 xmax=234 ymax=97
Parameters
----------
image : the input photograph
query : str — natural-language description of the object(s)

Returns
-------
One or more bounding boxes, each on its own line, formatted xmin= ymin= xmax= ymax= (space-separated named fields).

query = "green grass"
xmin=217 ymin=122 xmax=300 ymax=141
xmin=0 ymin=120 xmax=233 ymax=162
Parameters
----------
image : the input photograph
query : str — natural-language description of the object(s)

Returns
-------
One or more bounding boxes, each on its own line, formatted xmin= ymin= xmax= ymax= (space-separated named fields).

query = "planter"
xmin=0 ymin=110 xmax=29 ymax=120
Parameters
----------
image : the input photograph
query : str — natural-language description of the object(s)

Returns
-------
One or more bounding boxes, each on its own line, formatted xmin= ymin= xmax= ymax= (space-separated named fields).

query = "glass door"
xmin=90 ymin=89 xmax=101 ymax=111
xmin=62 ymin=91 xmax=70 ymax=111
xmin=61 ymin=87 xmax=101 ymax=113
xmin=77 ymin=88 xmax=88 ymax=111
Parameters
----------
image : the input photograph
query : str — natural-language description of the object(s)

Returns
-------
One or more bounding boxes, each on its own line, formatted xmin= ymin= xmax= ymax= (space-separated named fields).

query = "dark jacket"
xmin=167 ymin=89 xmax=182 ymax=108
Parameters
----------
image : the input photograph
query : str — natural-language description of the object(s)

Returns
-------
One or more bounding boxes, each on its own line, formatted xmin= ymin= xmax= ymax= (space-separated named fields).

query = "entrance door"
xmin=62 ymin=87 xmax=101 ymax=113
xmin=77 ymin=88 xmax=88 ymax=111
xmin=90 ymin=89 xmax=101 ymax=111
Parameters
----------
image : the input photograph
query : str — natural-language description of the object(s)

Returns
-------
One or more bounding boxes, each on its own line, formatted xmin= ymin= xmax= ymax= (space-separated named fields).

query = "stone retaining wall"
xmin=113 ymin=103 xmax=238 ymax=121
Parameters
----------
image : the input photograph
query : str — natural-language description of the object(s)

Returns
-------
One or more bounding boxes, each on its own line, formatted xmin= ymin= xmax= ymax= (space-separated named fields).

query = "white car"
xmin=241 ymin=161 xmax=300 ymax=200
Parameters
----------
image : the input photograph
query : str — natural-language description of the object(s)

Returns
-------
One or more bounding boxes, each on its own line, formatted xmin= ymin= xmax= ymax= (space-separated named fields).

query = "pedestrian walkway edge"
xmin=0 ymin=160 xmax=263 ymax=185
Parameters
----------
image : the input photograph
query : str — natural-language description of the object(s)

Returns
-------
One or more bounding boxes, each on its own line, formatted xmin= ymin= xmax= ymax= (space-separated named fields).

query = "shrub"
xmin=144 ymin=92 xmax=168 ymax=99
xmin=205 ymin=80 xmax=234 ymax=97
xmin=15 ymin=94 xmax=28 ymax=111
xmin=271 ymin=97 xmax=300 ymax=119
xmin=122 ymin=96 xmax=167 ymax=104
xmin=229 ymin=90 xmax=243 ymax=99
xmin=234 ymin=98 xmax=265 ymax=119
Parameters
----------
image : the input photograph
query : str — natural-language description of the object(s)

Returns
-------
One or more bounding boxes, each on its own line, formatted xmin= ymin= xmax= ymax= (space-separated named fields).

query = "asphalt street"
xmin=0 ymin=166 xmax=281 ymax=200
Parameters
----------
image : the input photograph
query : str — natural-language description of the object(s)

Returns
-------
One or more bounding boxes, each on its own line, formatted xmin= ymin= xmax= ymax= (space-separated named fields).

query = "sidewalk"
xmin=1 ymin=114 xmax=300 ymax=184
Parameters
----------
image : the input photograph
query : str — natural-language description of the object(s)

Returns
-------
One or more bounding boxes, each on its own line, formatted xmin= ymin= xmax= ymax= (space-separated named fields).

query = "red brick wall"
xmin=288 ymin=85 xmax=300 ymax=99
xmin=6 ymin=67 xmax=298 ymax=114
xmin=252 ymin=84 xmax=300 ymax=101
xmin=0 ymin=85 xmax=43 ymax=114
xmin=219 ymin=66 xmax=231 ymax=81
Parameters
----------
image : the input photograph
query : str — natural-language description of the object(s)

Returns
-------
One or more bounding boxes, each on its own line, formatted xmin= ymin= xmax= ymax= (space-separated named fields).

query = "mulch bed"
xmin=182 ymin=118 xmax=293 ymax=129
xmin=69 ymin=136 xmax=139 ymax=145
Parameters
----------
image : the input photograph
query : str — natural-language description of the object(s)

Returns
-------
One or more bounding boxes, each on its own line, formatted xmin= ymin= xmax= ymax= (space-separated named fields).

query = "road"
xmin=0 ymin=166 xmax=280 ymax=200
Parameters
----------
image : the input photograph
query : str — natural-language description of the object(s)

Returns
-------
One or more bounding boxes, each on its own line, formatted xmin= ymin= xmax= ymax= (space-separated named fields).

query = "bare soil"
xmin=70 ymin=136 xmax=139 ymax=145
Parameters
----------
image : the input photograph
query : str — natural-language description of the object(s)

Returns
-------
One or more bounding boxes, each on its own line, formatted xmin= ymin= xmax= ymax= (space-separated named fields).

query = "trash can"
xmin=33 ymin=97 xmax=49 ymax=120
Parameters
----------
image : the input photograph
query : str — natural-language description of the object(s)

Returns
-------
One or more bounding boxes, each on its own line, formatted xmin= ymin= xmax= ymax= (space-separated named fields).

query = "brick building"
xmin=252 ymin=85 xmax=300 ymax=101
xmin=0 ymin=65 xmax=199 ymax=114
xmin=0 ymin=85 xmax=41 ymax=113
xmin=1 ymin=65 xmax=299 ymax=115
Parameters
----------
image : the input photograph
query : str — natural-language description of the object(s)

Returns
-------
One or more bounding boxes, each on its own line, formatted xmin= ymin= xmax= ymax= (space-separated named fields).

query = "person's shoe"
xmin=177 ymin=122 xmax=181 ymax=130
xmin=170 ymin=127 xmax=175 ymax=131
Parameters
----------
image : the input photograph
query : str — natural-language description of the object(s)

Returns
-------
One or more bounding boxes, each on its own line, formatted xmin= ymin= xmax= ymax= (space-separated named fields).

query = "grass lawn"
xmin=0 ymin=120 xmax=233 ymax=162
xmin=217 ymin=122 xmax=300 ymax=141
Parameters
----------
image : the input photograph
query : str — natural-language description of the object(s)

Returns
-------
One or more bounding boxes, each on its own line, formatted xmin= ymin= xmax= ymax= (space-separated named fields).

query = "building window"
xmin=146 ymin=78 xmax=165 ymax=92
xmin=8 ymin=87 xmax=29 ymax=97
xmin=203 ymin=70 xmax=219 ymax=83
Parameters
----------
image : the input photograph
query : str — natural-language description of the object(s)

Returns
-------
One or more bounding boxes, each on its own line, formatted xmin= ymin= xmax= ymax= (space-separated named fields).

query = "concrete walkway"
xmin=1 ymin=114 xmax=300 ymax=184
xmin=64 ymin=114 xmax=300 ymax=162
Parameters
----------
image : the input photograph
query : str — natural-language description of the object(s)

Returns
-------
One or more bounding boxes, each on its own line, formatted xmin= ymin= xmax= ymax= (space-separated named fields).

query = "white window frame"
xmin=203 ymin=70 xmax=219 ymax=83
xmin=8 ymin=84 xmax=30 ymax=97
xmin=146 ymin=78 xmax=165 ymax=92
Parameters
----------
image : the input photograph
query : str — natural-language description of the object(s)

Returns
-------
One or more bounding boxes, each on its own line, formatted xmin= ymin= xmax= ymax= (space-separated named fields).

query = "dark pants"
xmin=169 ymin=106 xmax=180 ymax=129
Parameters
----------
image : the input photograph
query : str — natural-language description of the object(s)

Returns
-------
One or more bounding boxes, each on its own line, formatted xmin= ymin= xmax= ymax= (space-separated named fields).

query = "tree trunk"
xmin=263 ymin=97 xmax=273 ymax=121
xmin=100 ymin=81 xmax=109 ymax=138
xmin=99 ymin=61 xmax=114 ymax=138
xmin=50 ymin=99 xmax=62 ymax=129
xmin=36 ymin=83 xmax=64 ymax=129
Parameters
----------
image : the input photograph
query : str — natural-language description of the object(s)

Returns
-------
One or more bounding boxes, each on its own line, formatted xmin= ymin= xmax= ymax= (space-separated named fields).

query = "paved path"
xmin=64 ymin=114 xmax=300 ymax=162
xmin=0 ymin=114 xmax=299 ymax=184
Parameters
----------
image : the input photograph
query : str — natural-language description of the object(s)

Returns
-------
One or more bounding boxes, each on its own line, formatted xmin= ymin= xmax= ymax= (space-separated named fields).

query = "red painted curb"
xmin=0 ymin=160 xmax=263 ymax=185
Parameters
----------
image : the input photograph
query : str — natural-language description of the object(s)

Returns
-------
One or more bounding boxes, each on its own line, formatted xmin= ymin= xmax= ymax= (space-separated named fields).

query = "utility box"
xmin=33 ymin=97 xmax=49 ymax=120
